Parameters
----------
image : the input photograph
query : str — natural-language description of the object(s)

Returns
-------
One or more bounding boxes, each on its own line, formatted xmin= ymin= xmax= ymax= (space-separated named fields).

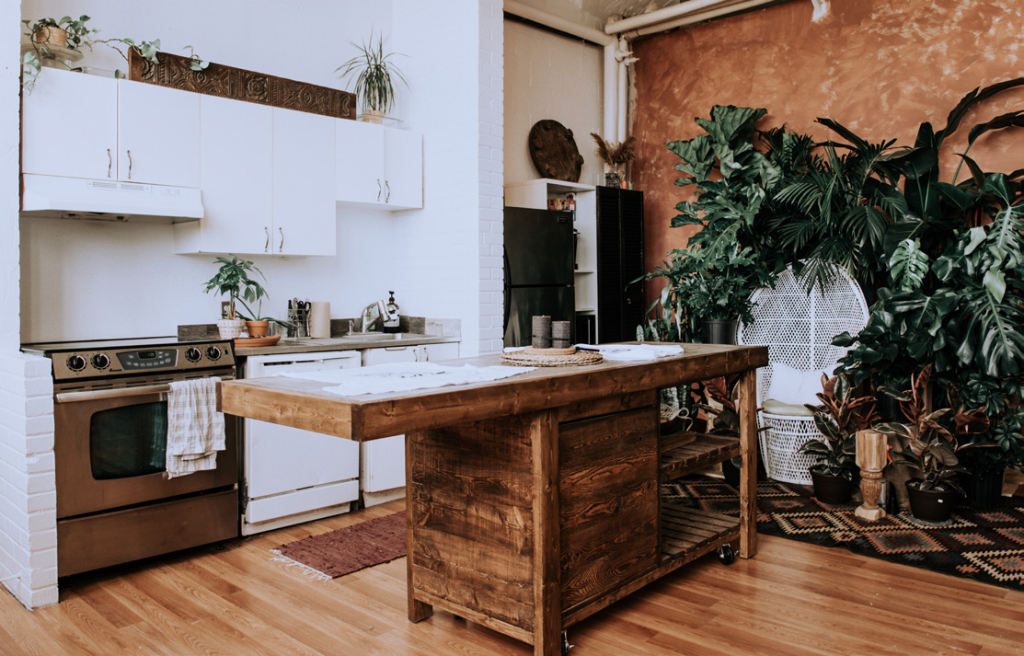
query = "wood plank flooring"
xmin=2 ymin=499 xmax=1023 ymax=656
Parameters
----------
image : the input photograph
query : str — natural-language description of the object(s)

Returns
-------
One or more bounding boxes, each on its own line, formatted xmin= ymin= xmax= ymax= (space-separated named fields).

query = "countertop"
xmin=232 ymin=333 xmax=459 ymax=357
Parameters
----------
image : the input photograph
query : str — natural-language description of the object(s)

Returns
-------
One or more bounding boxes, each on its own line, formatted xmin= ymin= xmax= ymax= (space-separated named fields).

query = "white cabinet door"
xmin=419 ymin=342 xmax=459 ymax=362
xmin=384 ymin=127 xmax=423 ymax=209
xmin=335 ymin=119 xmax=384 ymax=205
xmin=22 ymin=68 xmax=117 ymax=180
xmin=117 ymin=79 xmax=200 ymax=188
xmin=273 ymin=108 xmax=336 ymax=256
xmin=360 ymin=345 xmax=417 ymax=494
xmin=187 ymin=95 xmax=273 ymax=254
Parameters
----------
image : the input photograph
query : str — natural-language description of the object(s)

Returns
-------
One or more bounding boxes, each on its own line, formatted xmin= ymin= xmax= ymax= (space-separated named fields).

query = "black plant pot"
xmin=810 ymin=469 xmax=853 ymax=505
xmin=906 ymin=482 xmax=961 ymax=522
xmin=702 ymin=319 xmax=737 ymax=345
xmin=722 ymin=458 xmax=740 ymax=487
xmin=961 ymin=469 xmax=1004 ymax=510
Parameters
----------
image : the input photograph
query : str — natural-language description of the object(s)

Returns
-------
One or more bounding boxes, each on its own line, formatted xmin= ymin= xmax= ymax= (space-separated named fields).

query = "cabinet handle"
xmin=107 ymin=149 xmax=112 ymax=178
xmin=385 ymin=181 xmax=391 ymax=203
xmin=421 ymin=346 xmax=428 ymax=362
xmin=278 ymin=227 xmax=284 ymax=253
xmin=376 ymin=179 xmax=382 ymax=202
xmin=127 ymin=150 xmax=133 ymax=179
xmin=264 ymin=227 xmax=270 ymax=253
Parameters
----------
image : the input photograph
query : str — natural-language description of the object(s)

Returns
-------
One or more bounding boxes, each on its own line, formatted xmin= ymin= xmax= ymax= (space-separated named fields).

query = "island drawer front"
xmin=559 ymin=405 xmax=660 ymax=610
xmin=407 ymin=414 xmax=538 ymax=632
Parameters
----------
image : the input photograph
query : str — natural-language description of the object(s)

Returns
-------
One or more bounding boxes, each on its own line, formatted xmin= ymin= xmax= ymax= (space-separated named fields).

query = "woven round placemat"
xmin=501 ymin=349 xmax=603 ymax=367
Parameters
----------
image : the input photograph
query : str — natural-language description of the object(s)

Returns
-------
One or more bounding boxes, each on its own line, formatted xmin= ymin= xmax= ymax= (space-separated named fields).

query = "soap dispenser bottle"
xmin=383 ymin=290 xmax=401 ymax=333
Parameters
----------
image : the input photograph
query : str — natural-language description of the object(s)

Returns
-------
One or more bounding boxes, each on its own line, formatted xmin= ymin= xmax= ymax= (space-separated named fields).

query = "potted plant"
xmin=204 ymin=255 xmax=273 ymax=339
xmin=591 ymin=133 xmax=636 ymax=187
xmin=644 ymin=244 xmax=769 ymax=345
xmin=878 ymin=366 xmax=989 ymax=522
xmin=798 ymin=373 xmax=877 ymax=504
xmin=335 ymin=30 xmax=407 ymax=122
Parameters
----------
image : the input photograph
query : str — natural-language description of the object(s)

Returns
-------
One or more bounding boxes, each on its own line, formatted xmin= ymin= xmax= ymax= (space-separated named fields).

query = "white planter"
xmin=216 ymin=318 xmax=246 ymax=339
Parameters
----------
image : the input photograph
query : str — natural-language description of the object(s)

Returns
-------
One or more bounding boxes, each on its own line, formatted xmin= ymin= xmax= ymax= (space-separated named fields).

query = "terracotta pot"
xmin=810 ymin=469 xmax=853 ymax=505
xmin=245 ymin=320 xmax=270 ymax=338
xmin=32 ymin=26 xmax=68 ymax=47
xmin=216 ymin=318 xmax=246 ymax=339
xmin=906 ymin=481 xmax=960 ymax=522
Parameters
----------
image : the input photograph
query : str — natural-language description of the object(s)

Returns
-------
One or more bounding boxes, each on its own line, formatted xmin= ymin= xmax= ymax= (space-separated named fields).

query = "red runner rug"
xmin=271 ymin=511 xmax=406 ymax=580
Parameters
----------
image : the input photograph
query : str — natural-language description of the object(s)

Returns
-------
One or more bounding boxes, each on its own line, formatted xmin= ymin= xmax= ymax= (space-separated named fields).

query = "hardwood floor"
xmin=2 ymin=499 xmax=1023 ymax=656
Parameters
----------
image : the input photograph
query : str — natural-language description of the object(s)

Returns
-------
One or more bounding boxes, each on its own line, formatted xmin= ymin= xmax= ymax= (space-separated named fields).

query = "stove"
xmin=22 ymin=335 xmax=235 ymax=384
xmin=23 ymin=335 xmax=240 ymax=577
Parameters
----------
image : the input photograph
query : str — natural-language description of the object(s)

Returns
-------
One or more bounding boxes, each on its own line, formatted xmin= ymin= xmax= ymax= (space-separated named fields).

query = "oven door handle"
xmin=54 ymin=377 xmax=234 ymax=404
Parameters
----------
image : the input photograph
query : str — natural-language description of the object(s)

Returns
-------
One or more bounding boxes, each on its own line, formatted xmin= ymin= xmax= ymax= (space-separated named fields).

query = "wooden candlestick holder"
xmin=855 ymin=429 xmax=887 ymax=521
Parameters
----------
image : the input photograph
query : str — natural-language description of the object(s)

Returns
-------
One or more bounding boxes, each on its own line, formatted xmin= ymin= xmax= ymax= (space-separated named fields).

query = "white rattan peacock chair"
xmin=736 ymin=265 xmax=869 ymax=484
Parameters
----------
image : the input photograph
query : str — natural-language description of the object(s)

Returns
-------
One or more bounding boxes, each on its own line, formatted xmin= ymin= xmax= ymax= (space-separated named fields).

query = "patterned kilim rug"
xmin=663 ymin=477 xmax=1024 ymax=590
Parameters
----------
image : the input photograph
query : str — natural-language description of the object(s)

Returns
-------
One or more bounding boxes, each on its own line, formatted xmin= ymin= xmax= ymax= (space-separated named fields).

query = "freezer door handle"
xmin=503 ymin=246 xmax=511 ymax=333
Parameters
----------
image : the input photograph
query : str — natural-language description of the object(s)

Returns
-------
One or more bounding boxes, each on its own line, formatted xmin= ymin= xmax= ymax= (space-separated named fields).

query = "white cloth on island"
xmin=575 ymin=344 xmax=684 ymax=361
xmin=280 ymin=362 xmax=536 ymax=396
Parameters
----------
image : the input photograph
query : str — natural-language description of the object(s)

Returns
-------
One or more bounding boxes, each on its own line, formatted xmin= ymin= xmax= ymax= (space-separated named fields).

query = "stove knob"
xmin=91 ymin=353 xmax=110 ymax=370
xmin=185 ymin=347 xmax=202 ymax=362
xmin=206 ymin=346 xmax=222 ymax=361
xmin=66 ymin=355 xmax=87 ymax=372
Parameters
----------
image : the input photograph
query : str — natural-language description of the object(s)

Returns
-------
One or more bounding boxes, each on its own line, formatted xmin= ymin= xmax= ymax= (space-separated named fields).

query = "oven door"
xmin=54 ymin=382 xmax=238 ymax=519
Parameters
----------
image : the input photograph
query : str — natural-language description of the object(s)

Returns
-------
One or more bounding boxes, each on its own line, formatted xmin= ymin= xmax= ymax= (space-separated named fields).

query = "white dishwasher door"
xmin=243 ymin=350 xmax=361 ymax=535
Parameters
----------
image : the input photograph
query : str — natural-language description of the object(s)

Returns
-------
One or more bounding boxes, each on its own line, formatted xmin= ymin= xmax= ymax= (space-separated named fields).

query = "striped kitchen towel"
xmin=166 ymin=377 xmax=225 ymax=478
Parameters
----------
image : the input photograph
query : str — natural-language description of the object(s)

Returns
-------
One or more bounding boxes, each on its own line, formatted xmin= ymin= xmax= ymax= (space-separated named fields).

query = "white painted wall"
xmin=503 ymin=19 xmax=604 ymax=187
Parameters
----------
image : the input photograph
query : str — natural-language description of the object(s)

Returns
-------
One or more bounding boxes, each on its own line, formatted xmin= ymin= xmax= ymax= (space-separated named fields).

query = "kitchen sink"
xmin=341 ymin=332 xmax=407 ymax=341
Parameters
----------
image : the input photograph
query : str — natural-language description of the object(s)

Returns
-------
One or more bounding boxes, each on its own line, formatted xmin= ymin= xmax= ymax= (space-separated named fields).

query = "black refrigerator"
xmin=503 ymin=206 xmax=575 ymax=347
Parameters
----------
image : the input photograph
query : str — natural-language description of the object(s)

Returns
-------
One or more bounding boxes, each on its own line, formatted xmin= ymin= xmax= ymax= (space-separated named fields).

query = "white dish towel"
xmin=165 ymin=377 xmax=225 ymax=478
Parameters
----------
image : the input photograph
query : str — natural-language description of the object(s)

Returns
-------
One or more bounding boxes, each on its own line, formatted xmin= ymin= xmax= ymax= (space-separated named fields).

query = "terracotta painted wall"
xmin=631 ymin=0 xmax=1024 ymax=300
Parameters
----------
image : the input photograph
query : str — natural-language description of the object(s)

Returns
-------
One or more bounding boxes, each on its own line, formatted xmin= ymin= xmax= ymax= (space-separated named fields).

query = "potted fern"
xmin=335 ymin=30 xmax=407 ymax=123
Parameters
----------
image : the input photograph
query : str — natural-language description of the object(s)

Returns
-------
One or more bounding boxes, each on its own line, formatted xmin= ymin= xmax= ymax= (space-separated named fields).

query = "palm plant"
xmin=335 ymin=30 xmax=408 ymax=116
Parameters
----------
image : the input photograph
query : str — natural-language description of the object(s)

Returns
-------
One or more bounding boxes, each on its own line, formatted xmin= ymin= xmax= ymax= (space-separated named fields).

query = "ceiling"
xmin=510 ymin=0 xmax=682 ymax=32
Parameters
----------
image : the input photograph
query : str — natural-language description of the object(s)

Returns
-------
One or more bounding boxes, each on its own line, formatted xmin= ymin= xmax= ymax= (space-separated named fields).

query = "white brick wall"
xmin=0 ymin=353 xmax=58 ymax=609
xmin=478 ymin=0 xmax=504 ymax=355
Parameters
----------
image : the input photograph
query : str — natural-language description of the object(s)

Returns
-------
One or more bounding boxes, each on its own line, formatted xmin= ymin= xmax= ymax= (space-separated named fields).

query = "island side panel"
xmin=406 ymin=414 xmax=538 ymax=637
xmin=559 ymin=405 xmax=660 ymax=614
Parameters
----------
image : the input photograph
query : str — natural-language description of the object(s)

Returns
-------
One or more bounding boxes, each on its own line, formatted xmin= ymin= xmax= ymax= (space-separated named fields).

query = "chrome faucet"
xmin=360 ymin=303 xmax=379 ymax=333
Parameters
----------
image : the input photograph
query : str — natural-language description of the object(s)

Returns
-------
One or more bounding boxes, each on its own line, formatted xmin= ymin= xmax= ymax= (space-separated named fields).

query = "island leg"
xmin=738 ymin=367 xmax=758 ymax=558
xmin=406 ymin=432 xmax=433 ymax=623
xmin=531 ymin=410 xmax=561 ymax=656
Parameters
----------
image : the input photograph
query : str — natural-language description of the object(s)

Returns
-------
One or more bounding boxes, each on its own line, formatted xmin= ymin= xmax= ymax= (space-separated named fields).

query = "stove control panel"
xmin=49 ymin=342 xmax=235 ymax=380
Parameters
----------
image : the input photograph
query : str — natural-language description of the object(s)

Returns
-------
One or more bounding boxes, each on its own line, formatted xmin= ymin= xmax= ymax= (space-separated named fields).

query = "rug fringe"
xmin=269 ymin=549 xmax=332 ymax=582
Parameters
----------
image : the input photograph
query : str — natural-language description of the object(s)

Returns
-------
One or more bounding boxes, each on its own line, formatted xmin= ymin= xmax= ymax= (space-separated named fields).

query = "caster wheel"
xmin=717 ymin=544 xmax=736 ymax=565
xmin=561 ymin=631 xmax=573 ymax=655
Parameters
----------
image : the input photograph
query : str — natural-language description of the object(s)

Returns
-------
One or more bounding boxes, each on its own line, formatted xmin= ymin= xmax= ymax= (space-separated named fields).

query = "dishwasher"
xmin=242 ymin=350 xmax=361 ymax=535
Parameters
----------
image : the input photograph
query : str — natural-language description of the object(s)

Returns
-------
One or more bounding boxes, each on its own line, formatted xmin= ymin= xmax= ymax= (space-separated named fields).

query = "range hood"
xmin=21 ymin=174 xmax=204 ymax=222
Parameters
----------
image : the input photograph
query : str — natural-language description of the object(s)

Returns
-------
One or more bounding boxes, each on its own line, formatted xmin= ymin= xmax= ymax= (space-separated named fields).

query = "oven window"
xmin=89 ymin=401 xmax=168 ymax=479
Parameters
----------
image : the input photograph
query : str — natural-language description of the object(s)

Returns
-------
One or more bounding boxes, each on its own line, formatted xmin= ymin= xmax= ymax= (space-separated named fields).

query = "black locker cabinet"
xmin=596 ymin=186 xmax=645 ymax=343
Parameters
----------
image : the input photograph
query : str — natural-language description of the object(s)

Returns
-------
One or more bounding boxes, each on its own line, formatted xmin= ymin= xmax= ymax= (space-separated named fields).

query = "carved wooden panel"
xmin=128 ymin=49 xmax=355 ymax=120
xmin=528 ymin=119 xmax=584 ymax=182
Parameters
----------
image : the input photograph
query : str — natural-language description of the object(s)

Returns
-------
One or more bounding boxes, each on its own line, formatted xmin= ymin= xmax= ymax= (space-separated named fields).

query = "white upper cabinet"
xmin=177 ymin=95 xmax=273 ymax=255
xmin=22 ymin=68 xmax=118 ymax=180
xmin=272 ymin=107 xmax=336 ymax=256
xmin=176 ymin=97 xmax=337 ymax=256
xmin=117 ymin=80 xmax=200 ymax=188
xmin=22 ymin=69 xmax=200 ymax=189
xmin=336 ymin=120 xmax=422 ymax=210
xmin=335 ymin=119 xmax=384 ymax=205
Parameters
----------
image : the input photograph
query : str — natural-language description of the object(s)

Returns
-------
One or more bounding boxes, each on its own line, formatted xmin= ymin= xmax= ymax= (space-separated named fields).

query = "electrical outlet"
xmin=221 ymin=301 xmax=230 ymax=318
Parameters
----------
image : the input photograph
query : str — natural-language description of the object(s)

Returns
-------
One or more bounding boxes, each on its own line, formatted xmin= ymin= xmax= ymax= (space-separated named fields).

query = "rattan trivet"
xmin=501 ymin=349 xmax=603 ymax=367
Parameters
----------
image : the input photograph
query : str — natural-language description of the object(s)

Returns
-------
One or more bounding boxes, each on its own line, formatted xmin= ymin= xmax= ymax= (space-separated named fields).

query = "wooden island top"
xmin=219 ymin=343 xmax=768 ymax=656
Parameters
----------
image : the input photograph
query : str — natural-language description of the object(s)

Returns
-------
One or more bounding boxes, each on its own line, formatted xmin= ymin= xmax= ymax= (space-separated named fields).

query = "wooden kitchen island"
xmin=219 ymin=344 xmax=768 ymax=656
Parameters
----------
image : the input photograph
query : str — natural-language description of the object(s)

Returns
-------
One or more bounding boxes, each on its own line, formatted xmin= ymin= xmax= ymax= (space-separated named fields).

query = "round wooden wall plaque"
xmin=528 ymin=120 xmax=584 ymax=183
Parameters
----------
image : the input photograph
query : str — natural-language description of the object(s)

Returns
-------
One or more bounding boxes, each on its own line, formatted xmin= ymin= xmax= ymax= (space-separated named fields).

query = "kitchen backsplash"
xmin=177 ymin=316 xmax=461 ymax=340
